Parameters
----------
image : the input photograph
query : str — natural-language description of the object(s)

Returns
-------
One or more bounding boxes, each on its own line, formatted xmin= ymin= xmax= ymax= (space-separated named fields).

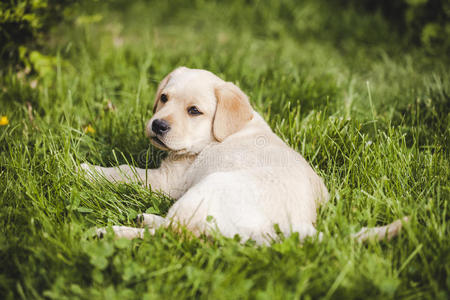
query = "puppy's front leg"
xmin=83 ymin=156 xmax=194 ymax=240
xmin=97 ymin=226 xmax=154 ymax=239
xmin=79 ymin=163 xmax=148 ymax=185
xmin=137 ymin=213 xmax=167 ymax=228
xmin=79 ymin=155 xmax=193 ymax=196
xmin=96 ymin=214 xmax=167 ymax=240
xmin=97 ymin=215 xmax=167 ymax=240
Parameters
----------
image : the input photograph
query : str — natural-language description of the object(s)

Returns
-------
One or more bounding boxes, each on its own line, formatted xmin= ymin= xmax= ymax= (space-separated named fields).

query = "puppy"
xmin=80 ymin=67 xmax=407 ymax=244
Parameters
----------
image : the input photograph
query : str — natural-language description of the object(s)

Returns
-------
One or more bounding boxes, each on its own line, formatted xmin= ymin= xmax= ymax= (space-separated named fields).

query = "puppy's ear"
xmin=213 ymin=82 xmax=253 ymax=142
xmin=153 ymin=67 xmax=188 ymax=113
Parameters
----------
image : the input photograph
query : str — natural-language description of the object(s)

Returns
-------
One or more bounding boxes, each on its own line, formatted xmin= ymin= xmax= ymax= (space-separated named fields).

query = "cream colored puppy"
xmin=80 ymin=67 xmax=406 ymax=244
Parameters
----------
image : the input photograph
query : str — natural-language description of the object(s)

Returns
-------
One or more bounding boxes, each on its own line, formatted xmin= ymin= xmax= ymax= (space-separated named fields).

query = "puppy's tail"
xmin=351 ymin=216 xmax=409 ymax=242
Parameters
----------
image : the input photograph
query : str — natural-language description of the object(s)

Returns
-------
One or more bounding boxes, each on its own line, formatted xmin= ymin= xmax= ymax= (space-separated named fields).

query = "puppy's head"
xmin=146 ymin=67 xmax=253 ymax=154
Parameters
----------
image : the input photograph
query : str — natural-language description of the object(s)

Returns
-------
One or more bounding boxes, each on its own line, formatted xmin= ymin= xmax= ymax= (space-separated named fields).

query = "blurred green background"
xmin=1 ymin=0 xmax=449 ymax=66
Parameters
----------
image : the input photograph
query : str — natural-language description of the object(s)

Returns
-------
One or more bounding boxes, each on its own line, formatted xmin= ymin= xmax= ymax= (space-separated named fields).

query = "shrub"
xmin=0 ymin=0 xmax=75 ymax=68
xmin=333 ymin=0 xmax=450 ymax=55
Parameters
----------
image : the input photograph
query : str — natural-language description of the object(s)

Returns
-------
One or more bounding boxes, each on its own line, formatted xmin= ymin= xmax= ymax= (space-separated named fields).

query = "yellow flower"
xmin=0 ymin=116 xmax=9 ymax=126
xmin=84 ymin=124 xmax=95 ymax=134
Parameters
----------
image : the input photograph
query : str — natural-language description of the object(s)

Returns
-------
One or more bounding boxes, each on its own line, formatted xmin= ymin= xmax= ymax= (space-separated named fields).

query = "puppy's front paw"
xmin=135 ymin=213 xmax=166 ymax=228
xmin=78 ymin=163 xmax=92 ymax=173
xmin=95 ymin=226 xmax=146 ymax=240
xmin=96 ymin=228 xmax=107 ymax=239
xmin=135 ymin=214 xmax=145 ymax=227
xmin=78 ymin=163 xmax=99 ymax=180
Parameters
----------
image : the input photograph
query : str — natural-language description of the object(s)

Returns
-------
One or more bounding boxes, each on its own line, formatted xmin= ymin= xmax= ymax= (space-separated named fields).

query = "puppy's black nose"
xmin=152 ymin=119 xmax=170 ymax=135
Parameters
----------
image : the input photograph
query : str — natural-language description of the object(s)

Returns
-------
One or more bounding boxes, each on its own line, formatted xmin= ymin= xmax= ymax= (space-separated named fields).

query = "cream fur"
xmin=80 ymin=67 xmax=407 ymax=244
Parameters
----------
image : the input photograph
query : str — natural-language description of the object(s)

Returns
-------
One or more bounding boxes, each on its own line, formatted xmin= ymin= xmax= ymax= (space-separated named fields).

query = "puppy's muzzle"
xmin=152 ymin=119 xmax=171 ymax=135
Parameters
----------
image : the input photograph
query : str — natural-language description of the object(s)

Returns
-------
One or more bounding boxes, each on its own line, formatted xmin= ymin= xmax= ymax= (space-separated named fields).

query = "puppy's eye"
xmin=160 ymin=94 xmax=168 ymax=103
xmin=187 ymin=106 xmax=202 ymax=116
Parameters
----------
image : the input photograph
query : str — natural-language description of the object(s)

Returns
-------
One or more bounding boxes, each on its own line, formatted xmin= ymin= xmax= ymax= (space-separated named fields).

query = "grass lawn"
xmin=0 ymin=0 xmax=448 ymax=298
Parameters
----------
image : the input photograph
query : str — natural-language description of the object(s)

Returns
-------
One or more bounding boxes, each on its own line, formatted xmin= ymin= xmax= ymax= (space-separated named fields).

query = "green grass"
xmin=0 ymin=0 xmax=449 ymax=298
